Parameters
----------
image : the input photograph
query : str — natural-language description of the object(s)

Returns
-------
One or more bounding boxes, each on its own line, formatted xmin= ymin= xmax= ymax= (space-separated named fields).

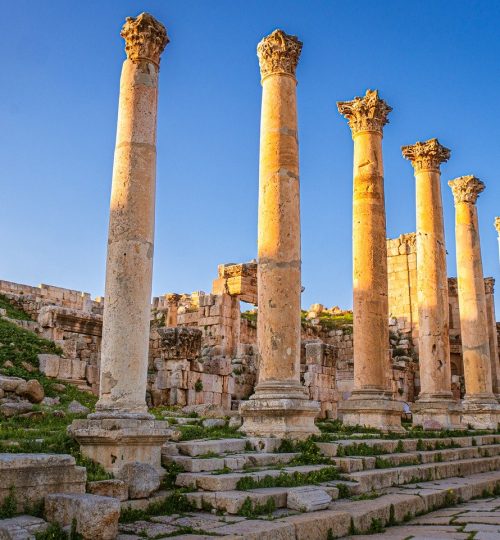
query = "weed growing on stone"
xmin=236 ymin=466 xmax=340 ymax=490
xmin=119 ymin=492 xmax=192 ymax=523
xmin=278 ymin=437 xmax=333 ymax=466
xmin=368 ymin=517 xmax=385 ymax=533
xmin=35 ymin=521 xmax=82 ymax=540
xmin=237 ymin=496 xmax=276 ymax=518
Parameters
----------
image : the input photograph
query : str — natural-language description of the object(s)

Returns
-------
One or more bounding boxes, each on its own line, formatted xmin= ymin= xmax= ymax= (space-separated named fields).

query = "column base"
xmin=411 ymin=395 xmax=463 ymax=430
xmin=338 ymin=391 xmax=405 ymax=433
xmin=461 ymin=399 xmax=500 ymax=430
xmin=68 ymin=415 xmax=172 ymax=475
xmin=239 ymin=382 xmax=320 ymax=440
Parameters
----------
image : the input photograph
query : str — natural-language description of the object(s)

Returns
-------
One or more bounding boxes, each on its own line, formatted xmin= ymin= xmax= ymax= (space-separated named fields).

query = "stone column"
xmin=402 ymin=139 xmax=462 ymax=429
xmin=337 ymin=90 xmax=404 ymax=432
xmin=484 ymin=278 xmax=500 ymax=397
xmin=496 ymin=218 xmax=500 ymax=266
xmin=165 ymin=293 xmax=181 ymax=327
xmin=449 ymin=175 xmax=499 ymax=428
xmin=69 ymin=13 xmax=170 ymax=473
xmin=240 ymin=30 xmax=319 ymax=439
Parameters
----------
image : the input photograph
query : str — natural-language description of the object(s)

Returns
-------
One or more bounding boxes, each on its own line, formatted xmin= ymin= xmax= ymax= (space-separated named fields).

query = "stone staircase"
xmin=161 ymin=433 xmax=500 ymax=533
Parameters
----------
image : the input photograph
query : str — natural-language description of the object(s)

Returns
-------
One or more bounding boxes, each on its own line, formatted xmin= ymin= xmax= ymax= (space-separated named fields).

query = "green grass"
xmin=236 ymin=466 xmax=341 ymax=490
xmin=119 ymin=492 xmax=192 ymax=523
xmin=237 ymin=496 xmax=276 ymax=518
xmin=0 ymin=294 xmax=33 ymax=321
xmin=0 ymin=314 xmax=108 ymax=481
xmin=176 ymin=423 xmax=242 ymax=441
xmin=278 ymin=437 xmax=333 ymax=465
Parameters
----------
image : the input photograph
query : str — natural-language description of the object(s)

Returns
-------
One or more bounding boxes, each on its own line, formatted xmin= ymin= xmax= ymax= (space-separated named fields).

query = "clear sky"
xmin=1 ymin=0 xmax=499 ymax=316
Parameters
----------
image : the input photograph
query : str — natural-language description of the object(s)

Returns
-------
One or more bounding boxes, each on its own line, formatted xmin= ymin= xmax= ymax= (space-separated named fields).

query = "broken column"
xmin=449 ymin=175 xmax=499 ymax=428
xmin=240 ymin=30 xmax=320 ymax=439
xmin=165 ymin=293 xmax=181 ymax=327
xmin=69 ymin=13 xmax=170 ymax=473
xmin=402 ymin=138 xmax=462 ymax=429
xmin=337 ymin=89 xmax=404 ymax=432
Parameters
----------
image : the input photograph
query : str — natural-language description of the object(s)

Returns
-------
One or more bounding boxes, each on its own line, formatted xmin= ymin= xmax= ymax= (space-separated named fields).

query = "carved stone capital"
xmin=448 ymin=175 xmax=485 ymax=205
xmin=121 ymin=12 xmax=169 ymax=66
xmin=337 ymin=89 xmax=392 ymax=136
xmin=495 ymin=217 xmax=500 ymax=234
xmin=448 ymin=277 xmax=458 ymax=296
xmin=164 ymin=293 xmax=181 ymax=306
xmin=257 ymin=29 xmax=302 ymax=80
xmin=401 ymin=138 xmax=450 ymax=172
xmin=484 ymin=277 xmax=495 ymax=295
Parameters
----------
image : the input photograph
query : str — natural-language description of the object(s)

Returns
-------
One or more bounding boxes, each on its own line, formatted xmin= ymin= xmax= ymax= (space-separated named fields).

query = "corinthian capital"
xmin=448 ymin=175 xmax=485 ymax=205
xmin=484 ymin=277 xmax=495 ymax=295
xmin=401 ymin=138 xmax=450 ymax=172
xmin=495 ymin=217 xmax=500 ymax=234
xmin=337 ymin=89 xmax=392 ymax=136
xmin=121 ymin=12 xmax=169 ymax=66
xmin=257 ymin=30 xmax=302 ymax=80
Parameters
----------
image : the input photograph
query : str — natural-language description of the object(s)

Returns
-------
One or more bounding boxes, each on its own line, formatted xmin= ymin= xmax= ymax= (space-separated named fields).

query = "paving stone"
xmin=286 ymin=486 xmax=331 ymax=512
xmin=214 ymin=519 xmax=295 ymax=539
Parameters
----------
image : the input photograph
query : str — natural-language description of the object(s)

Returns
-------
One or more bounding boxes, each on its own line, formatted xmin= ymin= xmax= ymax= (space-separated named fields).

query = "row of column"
xmin=72 ymin=16 xmax=500 ymax=478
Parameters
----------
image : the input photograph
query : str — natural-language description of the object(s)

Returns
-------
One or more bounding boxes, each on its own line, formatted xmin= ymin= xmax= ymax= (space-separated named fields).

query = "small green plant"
xmin=0 ymin=487 xmax=17 ymax=519
xmin=327 ymin=529 xmax=335 ymax=540
xmin=236 ymin=466 xmax=340 ymax=490
xmin=34 ymin=521 xmax=82 ymax=540
xmin=395 ymin=440 xmax=404 ymax=453
xmin=119 ymin=491 xmax=192 ymax=523
xmin=348 ymin=518 xmax=358 ymax=535
xmin=336 ymin=483 xmax=350 ymax=499
xmin=434 ymin=452 xmax=443 ymax=463
xmin=237 ymin=496 xmax=275 ymax=518
xmin=416 ymin=439 xmax=425 ymax=451
xmin=194 ymin=380 xmax=203 ymax=392
xmin=369 ymin=517 xmax=385 ymax=533
xmin=352 ymin=489 xmax=380 ymax=501
xmin=388 ymin=504 xmax=396 ymax=526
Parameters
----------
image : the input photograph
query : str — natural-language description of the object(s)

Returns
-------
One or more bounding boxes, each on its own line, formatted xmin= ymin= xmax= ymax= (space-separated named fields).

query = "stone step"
xmin=332 ymin=443 xmax=500 ymax=472
xmin=199 ymin=470 xmax=500 ymax=538
xmin=176 ymin=464 xmax=336 ymax=492
xmin=317 ymin=434 xmax=500 ymax=457
xmin=187 ymin=483 xmax=340 ymax=515
xmin=163 ymin=451 xmax=299 ymax=473
xmin=171 ymin=438 xmax=248 ymax=457
xmin=345 ymin=455 xmax=500 ymax=495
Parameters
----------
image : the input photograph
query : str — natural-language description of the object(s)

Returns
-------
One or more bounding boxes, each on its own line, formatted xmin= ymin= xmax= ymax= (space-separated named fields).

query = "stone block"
xmin=286 ymin=486 xmax=331 ymax=512
xmin=87 ymin=479 xmax=129 ymax=501
xmin=38 ymin=354 xmax=60 ymax=378
xmin=71 ymin=359 xmax=87 ymax=380
xmin=0 ymin=454 xmax=86 ymax=512
xmin=117 ymin=462 xmax=160 ymax=499
xmin=44 ymin=493 xmax=120 ymax=540
xmin=0 ymin=515 xmax=48 ymax=539
xmin=57 ymin=358 xmax=73 ymax=379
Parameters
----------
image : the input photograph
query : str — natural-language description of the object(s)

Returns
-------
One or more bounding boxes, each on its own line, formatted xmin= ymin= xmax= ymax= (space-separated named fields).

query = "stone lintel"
xmin=337 ymin=89 xmax=392 ymax=136
xmin=448 ymin=175 xmax=485 ymax=205
xmin=402 ymin=138 xmax=450 ymax=172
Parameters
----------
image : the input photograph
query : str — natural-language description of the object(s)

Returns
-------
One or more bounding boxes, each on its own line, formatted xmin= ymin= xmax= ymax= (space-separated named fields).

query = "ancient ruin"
xmin=1 ymin=10 xmax=500 ymax=540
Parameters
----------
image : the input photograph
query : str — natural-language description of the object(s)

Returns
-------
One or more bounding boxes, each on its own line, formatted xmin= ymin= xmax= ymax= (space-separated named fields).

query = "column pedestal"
xmin=240 ymin=382 xmax=319 ymax=439
xmin=411 ymin=397 xmax=462 ymax=431
xmin=69 ymin=416 xmax=170 ymax=476
xmin=339 ymin=391 xmax=405 ymax=433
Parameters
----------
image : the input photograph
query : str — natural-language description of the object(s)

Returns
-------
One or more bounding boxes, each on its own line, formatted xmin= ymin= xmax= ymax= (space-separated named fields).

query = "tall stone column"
xmin=337 ymin=90 xmax=404 ymax=432
xmin=69 ymin=13 xmax=170 ymax=473
xmin=496 ymin=218 xmax=500 ymax=266
xmin=484 ymin=278 xmax=500 ymax=397
xmin=449 ymin=175 xmax=499 ymax=428
xmin=401 ymin=139 xmax=462 ymax=429
xmin=240 ymin=30 xmax=319 ymax=439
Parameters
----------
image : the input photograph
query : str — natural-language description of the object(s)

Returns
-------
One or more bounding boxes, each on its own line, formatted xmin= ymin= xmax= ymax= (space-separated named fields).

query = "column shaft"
xmin=257 ymin=73 xmax=302 ymax=388
xmin=352 ymin=130 xmax=390 ymax=392
xmin=97 ymin=57 xmax=159 ymax=415
xmin=449 ymin=175 xmax=499 ymax=429
xmin=337 ymin=90 xmax=403 ymax=433
xmin=414 ymin=167 xmax=452 ymax=398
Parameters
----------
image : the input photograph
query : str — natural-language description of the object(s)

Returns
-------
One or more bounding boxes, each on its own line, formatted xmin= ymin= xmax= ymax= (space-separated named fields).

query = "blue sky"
xmin=1 ymin=0 xmax=499 ymax=316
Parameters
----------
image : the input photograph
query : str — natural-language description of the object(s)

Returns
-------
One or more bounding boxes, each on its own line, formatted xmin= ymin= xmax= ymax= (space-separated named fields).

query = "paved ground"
xmin=346 ymin=496 xmax=500 ymax=540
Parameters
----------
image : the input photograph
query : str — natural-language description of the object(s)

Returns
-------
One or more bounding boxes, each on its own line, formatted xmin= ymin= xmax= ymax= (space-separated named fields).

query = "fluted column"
xmin=402 ymin=139 xmax=461 ymax=429
xmin=240 ymin=30 xmax=319 ymax=439
xmin=496 ymin=218 xmax=500 ymax=266
xmin=484 ymin=278 xmax=500 ymax=397
xmin=449 ymin=176 xmax=499 ymax=428
xmin=69 ymin=13 xmax=170 ymax=473
xmin=337 ymin=90 xmax=404 ymax=433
